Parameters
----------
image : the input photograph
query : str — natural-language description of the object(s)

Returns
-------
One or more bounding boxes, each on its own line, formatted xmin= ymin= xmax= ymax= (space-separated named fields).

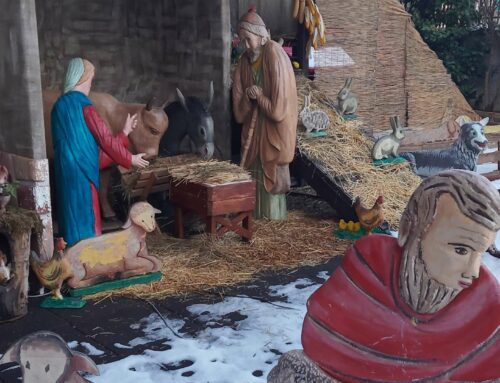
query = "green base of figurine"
xmin=373 ymin=157 xmax=407 ymax=167
xmin=68 ymin=272 xmax=163 ymax=297
xmin=334 ymin=227 xmax=391 ymax=240
xmin=343 ymin=114 xmax=358 ymax=121
xmin=41 ymin=296 xmax=87 ymax=309
xmin=304 ymin=131 xmax=328 ymax=139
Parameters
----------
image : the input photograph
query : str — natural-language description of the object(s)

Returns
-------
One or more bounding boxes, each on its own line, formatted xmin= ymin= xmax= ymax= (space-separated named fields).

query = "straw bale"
xmin=167 ymin=160 xmax=251 ymax=185
xmin=296 ymin=77 xmax=421 ymax=227
xmin=314 ymin=0 xmax=478 ymax=142
xmin=88 ymin=211 xmax=349 ymax=301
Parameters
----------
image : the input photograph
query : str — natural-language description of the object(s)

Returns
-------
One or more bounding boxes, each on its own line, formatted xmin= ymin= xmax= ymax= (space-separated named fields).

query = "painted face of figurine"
xmin=421 ymin=193 xmax=495 ymax=291
xmin=238 ymin=29 xmax=264 ymax=62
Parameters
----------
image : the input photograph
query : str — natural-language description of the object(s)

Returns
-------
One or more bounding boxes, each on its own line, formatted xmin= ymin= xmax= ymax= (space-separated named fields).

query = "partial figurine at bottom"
xmin=0 ymin=331 xmax=99 ymax=383
xmin=269 ymin=170 xmax=500 ymax=383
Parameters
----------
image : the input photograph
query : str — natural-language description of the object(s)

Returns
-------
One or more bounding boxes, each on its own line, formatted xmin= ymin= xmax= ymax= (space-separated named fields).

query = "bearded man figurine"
xmin=269 ymin=170 xmax=500 ymax=382
xmin=232 ymin=6 xmax=298 ymax=220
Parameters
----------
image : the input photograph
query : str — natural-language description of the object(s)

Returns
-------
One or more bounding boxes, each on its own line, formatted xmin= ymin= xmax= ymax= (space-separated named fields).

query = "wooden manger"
xmin=165 ymin=159 xmax=255 ymax=241
xmin=171 ymin=179 xmax=256 ymax=241
xmin=119 ymin=154 xmax=199 ymax=200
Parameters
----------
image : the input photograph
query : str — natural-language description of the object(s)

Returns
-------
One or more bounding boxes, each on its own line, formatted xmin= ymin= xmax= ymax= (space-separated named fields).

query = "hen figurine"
xmin=353 ymin=196 xmax=385 ymax=235
xmin=30 ymin=237 xmax=71 ymax=300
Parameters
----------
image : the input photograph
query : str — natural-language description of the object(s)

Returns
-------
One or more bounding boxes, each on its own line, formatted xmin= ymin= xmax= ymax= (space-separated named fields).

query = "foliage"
xmin=401 ymin=0 xmax=490 ymax=103
xmin=0 ymin=182 xmax=18 ymax=199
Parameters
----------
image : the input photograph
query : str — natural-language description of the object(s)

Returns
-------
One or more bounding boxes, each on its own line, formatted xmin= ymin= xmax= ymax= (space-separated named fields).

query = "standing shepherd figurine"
xmin=232 ymin=6 xmax=298 ymax=220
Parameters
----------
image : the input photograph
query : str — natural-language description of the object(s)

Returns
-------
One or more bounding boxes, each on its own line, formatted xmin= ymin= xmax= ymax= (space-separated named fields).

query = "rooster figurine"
xmin=353 ymin=196 xmax=385 ymax=235
xmin=30 ymin=237 xmax=71 ymax=299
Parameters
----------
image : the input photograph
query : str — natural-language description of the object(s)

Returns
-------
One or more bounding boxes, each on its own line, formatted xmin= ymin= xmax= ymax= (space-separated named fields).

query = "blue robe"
xmin=51 ymin=91 xmax=99 ymax=246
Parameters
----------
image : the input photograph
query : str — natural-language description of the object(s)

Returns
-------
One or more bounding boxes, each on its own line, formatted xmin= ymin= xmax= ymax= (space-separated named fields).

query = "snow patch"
xmin=90 ymin=280 xmax=318 ymax=383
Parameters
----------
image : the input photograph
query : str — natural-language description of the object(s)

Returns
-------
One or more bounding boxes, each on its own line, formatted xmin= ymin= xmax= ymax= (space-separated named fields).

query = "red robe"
xmin=83 ymin=105 xmax=131 ymax=235
xmin=302 ymin=235 xmax=500 ymax=383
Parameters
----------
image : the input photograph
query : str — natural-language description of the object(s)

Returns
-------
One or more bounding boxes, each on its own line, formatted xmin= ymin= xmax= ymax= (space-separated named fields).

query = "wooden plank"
xmin=129 ymin=183 xmax=171 ymax=198
xmin=140 ymin=173 xmax=158 ymax=201
xmin=475 ymin=110 xmax=500 ymax=123
xmin=206 ymin=180 xmax=256 ymax=201
xmin=135 ymin=175 xmax=170 ymax=188
xmin=170 ymin=186 xmax=208 ymax=216
xmin=483 ymin=170 xmax=500 ymax=181
xmin=293 ymin=151 xmax=357 ymax=221
xmin=399 ymin=140 xmax=452 ymax=152
xmin=208 ymin=197 xmax=256 ymax=216
xmin=479 ymin=151 xmax=500 ymax=164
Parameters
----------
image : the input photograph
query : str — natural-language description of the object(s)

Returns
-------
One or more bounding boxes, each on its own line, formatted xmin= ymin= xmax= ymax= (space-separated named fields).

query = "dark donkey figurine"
xmin=160 ymin=81 xmax=215 ymax=160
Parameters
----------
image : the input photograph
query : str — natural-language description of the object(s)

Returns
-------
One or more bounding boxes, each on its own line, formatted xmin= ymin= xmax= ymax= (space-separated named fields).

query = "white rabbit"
xmin=372 ymin=116 xmax=405 ymax=160
xmin=338 ymin=77 xmax=358 ymax=115
xmin=299 ymin=94 xmax=330 ymax=133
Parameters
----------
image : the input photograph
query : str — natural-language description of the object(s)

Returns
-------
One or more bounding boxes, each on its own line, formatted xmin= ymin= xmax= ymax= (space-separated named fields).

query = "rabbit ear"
xmin=347 ymin=77 xmax=353 ymax=88
xmin=389 ymin=116 xmax=401 ymax=131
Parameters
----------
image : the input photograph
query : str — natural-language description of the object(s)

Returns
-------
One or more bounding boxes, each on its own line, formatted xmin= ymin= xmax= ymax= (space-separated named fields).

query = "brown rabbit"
xmin=338 ymin=77 xmax=358 ymax=115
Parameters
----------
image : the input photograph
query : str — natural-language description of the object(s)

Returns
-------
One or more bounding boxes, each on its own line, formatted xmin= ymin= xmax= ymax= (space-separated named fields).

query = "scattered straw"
xmin=88 ymin=211 xmax=349 ymax=301
xmin=296 ymin=76 xmax=421 ymax=227
xmin=168 ymin=160 xmax=251 ymax=186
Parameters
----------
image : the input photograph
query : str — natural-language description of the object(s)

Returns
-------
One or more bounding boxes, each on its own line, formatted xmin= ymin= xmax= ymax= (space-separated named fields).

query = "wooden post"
xmin=174 ymin=206 xmax=184 ymax=239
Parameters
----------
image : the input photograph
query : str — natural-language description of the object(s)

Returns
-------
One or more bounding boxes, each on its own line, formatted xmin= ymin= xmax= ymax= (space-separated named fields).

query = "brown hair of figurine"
xmin=398 ymin=169 xmax=500 ymax=313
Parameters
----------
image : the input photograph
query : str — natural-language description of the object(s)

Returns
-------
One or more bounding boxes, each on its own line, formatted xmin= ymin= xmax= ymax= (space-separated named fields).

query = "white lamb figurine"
xmin=300 ymin=94 xmax=330 ymax=133
xmin=372 ymin=116 xmax=405 ymax=160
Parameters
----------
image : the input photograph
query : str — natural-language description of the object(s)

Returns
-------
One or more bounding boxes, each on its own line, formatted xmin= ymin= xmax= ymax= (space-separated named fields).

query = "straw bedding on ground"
xmin=89 ymin=211 xmax=349 ymax=301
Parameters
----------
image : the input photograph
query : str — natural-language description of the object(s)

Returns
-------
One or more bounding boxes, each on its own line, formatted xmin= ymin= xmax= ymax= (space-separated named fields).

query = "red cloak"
xmin=83 ymin=105 xmax=131 ymax=235
xmin=302 ymin=235 xmax=500 ymax=382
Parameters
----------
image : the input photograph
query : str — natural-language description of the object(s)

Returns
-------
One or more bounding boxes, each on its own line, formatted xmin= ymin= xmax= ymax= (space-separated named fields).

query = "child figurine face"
xmin=420 ymin=194 xmax=496 ymax=291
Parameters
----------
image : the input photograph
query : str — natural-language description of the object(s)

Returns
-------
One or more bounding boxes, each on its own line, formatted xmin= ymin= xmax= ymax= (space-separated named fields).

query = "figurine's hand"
xmin=246 ymin=86 xmax=262 ymax=100
xmin=131 ymin=153 xmax=149 ymax=168
xmin=123 ymin=113 xmax=138 ymax=136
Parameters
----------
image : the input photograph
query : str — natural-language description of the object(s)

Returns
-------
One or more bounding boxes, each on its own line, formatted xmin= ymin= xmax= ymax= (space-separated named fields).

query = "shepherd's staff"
xmin=240 ymin=106 xmax=258 ymax=168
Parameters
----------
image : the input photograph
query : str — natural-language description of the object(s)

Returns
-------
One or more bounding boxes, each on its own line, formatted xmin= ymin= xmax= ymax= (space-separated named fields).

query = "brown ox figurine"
xmin=30 ymin=202 xmax=162 ymax=293
xmin=42 ymin=90 xmax=169 ymax=220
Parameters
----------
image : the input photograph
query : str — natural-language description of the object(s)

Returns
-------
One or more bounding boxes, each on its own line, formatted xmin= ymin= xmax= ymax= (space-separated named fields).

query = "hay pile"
xmin=168 ymin=160 xmax=251 ymax=186
xmin=296 ymin=77 xmax=421 ymax=227
xmin=89 ymin=211 xmax=348 ymax=301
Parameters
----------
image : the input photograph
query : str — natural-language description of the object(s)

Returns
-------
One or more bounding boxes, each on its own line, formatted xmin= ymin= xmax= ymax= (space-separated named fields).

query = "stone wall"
xmin=0 ymin=0 xmax=46 ymax=160
xmin=36 ymin=0 xmax=232 ymax=158
xmin=230 ymin=0 xmax=296 ymax=37
xmin=0 ymin=0 xmax=53 ymax=261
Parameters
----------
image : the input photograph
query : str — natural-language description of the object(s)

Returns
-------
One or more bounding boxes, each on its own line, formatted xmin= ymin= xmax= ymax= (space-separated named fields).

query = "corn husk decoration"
xmin=293 ymin=0 xmax=327 ymax=56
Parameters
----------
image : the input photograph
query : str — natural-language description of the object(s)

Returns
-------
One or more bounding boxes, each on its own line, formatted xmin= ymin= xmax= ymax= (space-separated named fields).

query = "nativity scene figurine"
xmin=269 ymin=170 xmax=500 ymax=383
